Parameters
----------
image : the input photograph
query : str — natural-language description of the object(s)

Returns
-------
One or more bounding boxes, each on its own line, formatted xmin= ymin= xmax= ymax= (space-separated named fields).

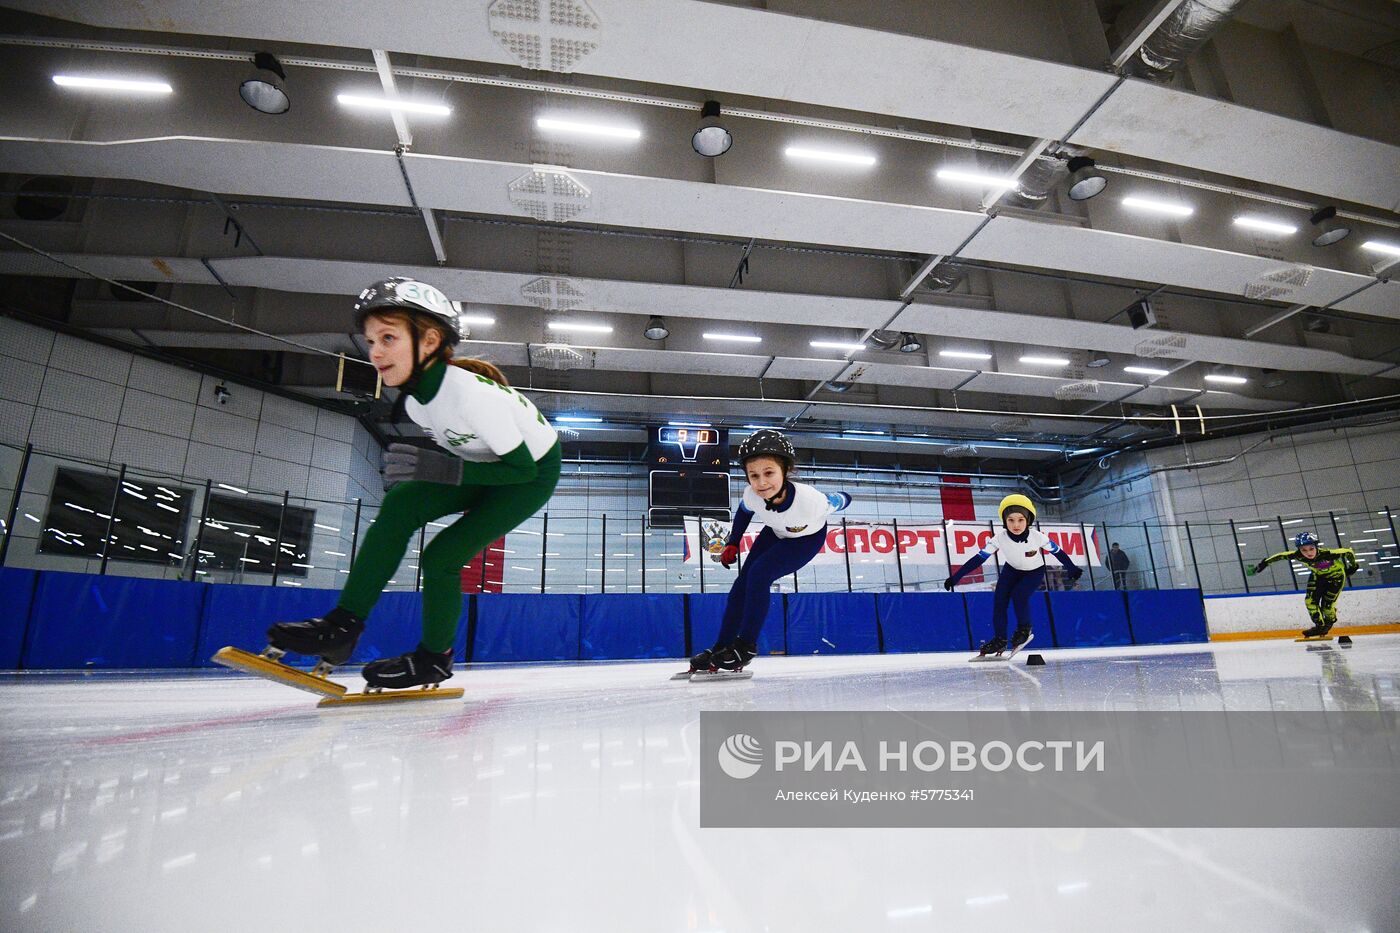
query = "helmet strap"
xmin=763 ymin=479 xmax=792 ymax=510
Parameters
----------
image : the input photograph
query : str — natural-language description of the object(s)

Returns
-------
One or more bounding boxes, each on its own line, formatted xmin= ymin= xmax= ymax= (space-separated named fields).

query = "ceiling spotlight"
xmin=691 ymin=100 xmax=732 ymax=157
xmin=898 ymin=333 xmax=922 ymax=353
xmin=1065 ymin=156 xmax=1107 ymax=201
xmin=1309 ymin=206 xmax=1351 ymax=247
xmin=644 ymin=316 xmax=669 ymax=340
xmin=239 ymin=52 xmax=289 ymax=115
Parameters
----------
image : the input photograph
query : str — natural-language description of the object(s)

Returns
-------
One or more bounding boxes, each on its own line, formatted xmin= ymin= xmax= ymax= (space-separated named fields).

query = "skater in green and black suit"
xmin=1249 ymin=531 xmax=1357 ymax=637
xmin=265 ymin=277 xmax=560 ymax=690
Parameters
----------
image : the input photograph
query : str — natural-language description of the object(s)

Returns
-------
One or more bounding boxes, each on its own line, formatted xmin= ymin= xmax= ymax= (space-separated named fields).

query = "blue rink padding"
xmin=0 ymin=568 xmax=38 ymax=668
xmin=194 ymin=584 xmax=443 ymax=667
xmin=474 ymin=593 xmax=581 ymax=662
xmin=24 ymin=571 xmax=207 ymax=669
xmin=686 ymin=592 xmax=783 ymax=656
xmin=965 ymin=589 xmax=1052 ymax=648
xmin=1126 ymin=589 xmax=1208 ymax=644
xmin=785 ymin=593 xmax=880 ymax=655
xmin=1047 ymin=591 xmax=1133 ymax=648
xmin=875 ymin=593 xmax=972 ymax=653
xmin=580 ymin=593 xmax=684 ymax=660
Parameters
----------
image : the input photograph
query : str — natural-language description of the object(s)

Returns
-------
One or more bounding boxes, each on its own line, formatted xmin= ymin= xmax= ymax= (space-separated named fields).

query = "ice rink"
xmin=2 ymin=637 xmax=1398 ymax=933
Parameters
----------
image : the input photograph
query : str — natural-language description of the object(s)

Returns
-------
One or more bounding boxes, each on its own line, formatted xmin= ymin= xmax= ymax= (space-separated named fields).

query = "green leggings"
xmin=337 ymin=443 xmax=561 ymax=652
xmin=1304 ymin=572 xmax=1345 ymax=626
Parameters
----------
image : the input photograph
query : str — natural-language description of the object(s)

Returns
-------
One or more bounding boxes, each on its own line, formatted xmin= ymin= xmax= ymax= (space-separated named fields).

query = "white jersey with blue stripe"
xmin=738 ymin=482 xmax=844 ymax=540
xmin=980 ymin=529 xmax=1061 ymax=571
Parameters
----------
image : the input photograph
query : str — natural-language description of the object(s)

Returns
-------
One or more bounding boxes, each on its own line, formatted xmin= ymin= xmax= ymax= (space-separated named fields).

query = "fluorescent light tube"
xmin=337 ymin=94 xmax=451 ymax=116
xmin=1122 ymin=196 xmax=1193 ymax=217
xmin=785 ymin=146 xmax=876 ymax=167
xmin=53 ymin=75 xmax=172 ymax=93
xmin=536 ymin=117 xmax=640 ymax=139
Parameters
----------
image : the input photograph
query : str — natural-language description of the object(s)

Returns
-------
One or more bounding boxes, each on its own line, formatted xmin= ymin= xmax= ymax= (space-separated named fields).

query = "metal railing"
xmin=2 ymin=440 xmax=1396 ymax=597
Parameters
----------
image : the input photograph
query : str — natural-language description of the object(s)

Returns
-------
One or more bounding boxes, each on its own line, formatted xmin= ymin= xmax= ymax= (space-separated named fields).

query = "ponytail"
xmin=447 ymin=354 xmax=509 ymax=386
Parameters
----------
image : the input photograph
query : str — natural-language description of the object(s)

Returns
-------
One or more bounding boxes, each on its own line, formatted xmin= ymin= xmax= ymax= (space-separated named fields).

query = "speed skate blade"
xmin=1295 ymin=636 xmax=1334 ymax=642
xmin=212 ymin=646 xmax=347 ymax=698
xmin=670 ymin=670 xmax=698 ymax=680
xmin=318 ymin=687 xmax=465 ymax=708
xmin=969 ymin=654 xmax=1008 ymax=663
xmin=689 ymin=670 xmax=753 ymax=682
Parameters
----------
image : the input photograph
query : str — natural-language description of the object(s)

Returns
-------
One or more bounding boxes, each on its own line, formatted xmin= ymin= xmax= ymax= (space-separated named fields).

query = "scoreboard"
xmin=647 ymin=425 xmax=732 ymax=528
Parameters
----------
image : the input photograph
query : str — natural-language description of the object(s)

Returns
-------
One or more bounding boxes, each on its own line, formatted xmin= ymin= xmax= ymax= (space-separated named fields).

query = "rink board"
xmin=1205 ymin=584 xmax=1400 ymax=638
xmin=1 ymin=567 xmax=1212 ymax=668
xmin=0 ymin=568 xmax=37 ymax=668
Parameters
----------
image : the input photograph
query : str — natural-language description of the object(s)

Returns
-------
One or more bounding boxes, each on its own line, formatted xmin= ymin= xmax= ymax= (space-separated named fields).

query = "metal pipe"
xmin=98 ymin=464 xmax=127 ymax=576
xmin=539 ymin=511 xmax=549 ymax=594
xmin=1184 ymin=520 xmax=1204 ymax=592
xmin=892 ymin=518 xmax=905 ymax=593
xmin=349 ymin=498 xmax=363 ymax=567
xmin=842 ymin=518 xmax=853 ymax=593
xmin=187 ymin=478 xmax=211 ymax=582
xmin=1143 ymin=520 xmax=1161 ymax=589
xmin=270 ymin=490 xmax=289 ymax=586
xmin=0 ymin=443 xmax=33 ymax=568
xmin=1230 ymin=518 xmax=1250 ymax=594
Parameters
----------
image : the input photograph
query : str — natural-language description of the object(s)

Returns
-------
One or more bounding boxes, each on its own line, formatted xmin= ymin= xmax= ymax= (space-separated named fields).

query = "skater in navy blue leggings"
xmin=712 ymin=525 xmax=827 ymax=647
xmin=946 ymin=494 xmax=1081 ymax=658
xmin=686 ymin=431 xmax=850 ymax=675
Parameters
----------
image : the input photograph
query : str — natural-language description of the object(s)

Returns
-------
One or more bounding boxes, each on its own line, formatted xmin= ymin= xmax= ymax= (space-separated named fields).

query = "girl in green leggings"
xmin=267 ymin=277 xmax=560 ymax=689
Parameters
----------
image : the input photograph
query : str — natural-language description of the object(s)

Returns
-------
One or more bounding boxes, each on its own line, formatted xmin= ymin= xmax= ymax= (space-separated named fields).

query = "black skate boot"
xmin=673 ymin=646 xmax=721 ymax=679
xmin=1300 ymin=620 xmax=1333 ymax=639
xmin=975 ymin=634 xmax=1008 ymax=659
xmin=265 ymin=607 xmax=364 ymax=675
xmin=714 ymin=637 xmax=757 ymax=672
xmin=362 ymin=644 xmax=454 ymax=692
xmin=1009 ymin=626 xmax=1034 ymax=656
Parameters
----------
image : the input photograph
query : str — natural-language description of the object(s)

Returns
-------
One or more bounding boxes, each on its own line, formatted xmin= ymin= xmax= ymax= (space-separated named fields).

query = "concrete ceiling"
xmin=2 ymin=0 xmax=1399 ymax=469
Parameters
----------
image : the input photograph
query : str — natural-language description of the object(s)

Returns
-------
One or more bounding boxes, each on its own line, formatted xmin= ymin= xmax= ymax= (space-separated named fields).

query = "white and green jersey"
xmin=406 ymin=365 xmax=558 ymax=463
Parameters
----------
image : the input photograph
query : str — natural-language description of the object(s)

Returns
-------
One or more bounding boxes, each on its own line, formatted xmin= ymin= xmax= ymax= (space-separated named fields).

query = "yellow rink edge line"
xmin=1209 ymin=624 xmax=1400 ymax=643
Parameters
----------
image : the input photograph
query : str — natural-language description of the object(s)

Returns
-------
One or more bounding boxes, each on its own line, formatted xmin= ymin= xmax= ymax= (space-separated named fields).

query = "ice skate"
xmin=691 ymin=638 xmax=756 ymax=682
xmin=970 ymin=634 xmax=1010 ymax=663
xmin=320 ymin=645 xmax=464 ymax=707
xmin=672 ymin=647 xmax=719 ymax=680
xmin=1005 ymin=627 xmax=1034 ymax=660
xmin=212 ymin=608 xmax=365 ymax=698
xmin=1296 ymin=620 xmax=1335 ymax=642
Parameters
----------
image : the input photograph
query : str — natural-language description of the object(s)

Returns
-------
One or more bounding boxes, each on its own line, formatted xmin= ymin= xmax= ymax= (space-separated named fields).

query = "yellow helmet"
xmin=998 ymin=493 xmax=1036 ymax=524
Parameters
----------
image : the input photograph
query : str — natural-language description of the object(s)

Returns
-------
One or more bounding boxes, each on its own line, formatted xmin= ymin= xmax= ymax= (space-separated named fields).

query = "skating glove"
xmin=1247 ymin=562 xmax=1263 ymax=576
xmin=1068 ymin=566 xmax=1083 ymax=582
xmin=383 ymin=442 xmax=463 ymax=489
xmin=720 ymin=544 xmax=739 ymax=568
xmin=943 ymin=577 xmax=956 ymax=591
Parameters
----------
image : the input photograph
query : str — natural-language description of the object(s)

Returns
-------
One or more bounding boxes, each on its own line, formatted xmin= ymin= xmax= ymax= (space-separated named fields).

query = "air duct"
xmin=1125 ymin=0 xmax=1246 ymax=82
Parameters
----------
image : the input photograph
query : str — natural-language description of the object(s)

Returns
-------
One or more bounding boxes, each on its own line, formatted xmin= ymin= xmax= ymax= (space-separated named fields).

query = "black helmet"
xmin=737 ymin=430 xmax=795 ymax=468
xmin=353 ymin=277 xmax=463 ymax=344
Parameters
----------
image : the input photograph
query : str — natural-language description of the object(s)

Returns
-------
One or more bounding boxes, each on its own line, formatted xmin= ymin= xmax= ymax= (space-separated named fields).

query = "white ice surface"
xmin=2 ymin=638 xmax=1398 ymax=933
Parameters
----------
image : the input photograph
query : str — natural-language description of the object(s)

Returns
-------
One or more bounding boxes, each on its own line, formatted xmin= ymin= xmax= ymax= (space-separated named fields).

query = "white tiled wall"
xmin=0 ymin=316 xmax=381 ymax=588
xmin=1064 ymin=422 xmax=1400 ymax=594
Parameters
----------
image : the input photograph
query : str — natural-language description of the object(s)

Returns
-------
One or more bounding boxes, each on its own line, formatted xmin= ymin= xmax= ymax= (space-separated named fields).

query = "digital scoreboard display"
xmin=647 ymin=425 xmax=732 ymax=527
xmin=648 ymin=425 xmax=728 ymax=467
xmin=655 ymin=426 xmax=717 ymax=460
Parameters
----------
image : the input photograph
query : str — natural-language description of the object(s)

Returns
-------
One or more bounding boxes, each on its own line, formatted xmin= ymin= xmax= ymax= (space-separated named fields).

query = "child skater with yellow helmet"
xmin=944 ymin=494 xmax=1082 ymax=659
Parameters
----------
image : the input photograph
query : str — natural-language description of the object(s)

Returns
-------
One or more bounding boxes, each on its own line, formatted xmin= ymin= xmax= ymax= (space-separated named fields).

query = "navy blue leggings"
xmin=991 ymin=565 xmax=1045 ymax=639
xmin=713 ymin=526 xmax=828 ymax=646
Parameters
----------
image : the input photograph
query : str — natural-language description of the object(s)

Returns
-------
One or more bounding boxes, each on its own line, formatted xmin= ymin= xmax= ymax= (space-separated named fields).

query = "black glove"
xmin=943 ymin=577 xmax=956 ymax=592
xmin=382 ymin=443 xmax=463 ymax=490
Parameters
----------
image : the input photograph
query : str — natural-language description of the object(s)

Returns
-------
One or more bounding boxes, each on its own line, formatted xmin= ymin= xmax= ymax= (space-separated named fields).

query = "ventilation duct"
xmin=1125 ymin=0 xmax=1246 ymax=82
